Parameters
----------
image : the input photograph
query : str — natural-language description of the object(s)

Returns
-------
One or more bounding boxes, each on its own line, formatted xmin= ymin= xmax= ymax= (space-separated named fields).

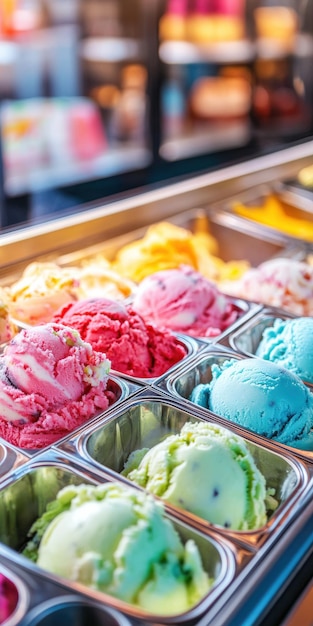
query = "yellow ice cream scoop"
xmin=113 ymin=219 xmax=249 ymax=283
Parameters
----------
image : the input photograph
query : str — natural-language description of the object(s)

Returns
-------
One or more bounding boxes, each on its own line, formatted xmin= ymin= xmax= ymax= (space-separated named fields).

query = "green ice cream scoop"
xmin=123 ymin=421 xmax=268 ymax=530
xmin=26 ymin=482 xmax=211 ymax=615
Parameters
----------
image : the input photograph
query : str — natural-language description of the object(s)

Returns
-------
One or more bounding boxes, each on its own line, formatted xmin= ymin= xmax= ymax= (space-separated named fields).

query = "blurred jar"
xmin=252 ymin=57 xmax=309 ymax=135
xmin=161 ymin=65 xmax=187 ymax=139
xmin=110 ymin=64 xmax=148 ymax=144
xmin=253 ymin=1 xmax=300 ymax=53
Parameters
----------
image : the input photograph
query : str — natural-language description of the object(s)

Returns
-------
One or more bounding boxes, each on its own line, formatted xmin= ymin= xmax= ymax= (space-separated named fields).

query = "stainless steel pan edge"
xmin=1 ymin=140 xmax=313 ymax=273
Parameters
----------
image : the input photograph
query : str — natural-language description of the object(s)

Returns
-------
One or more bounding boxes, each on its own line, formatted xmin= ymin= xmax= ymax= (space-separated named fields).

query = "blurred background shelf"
xmin=159 ymin=39 xmax=256 ymax=64
xmin=4 ymin=145 xmax=152 ymax=197
xmin=0 ymin=0 xmax=312 ymax=229
xmin=80 ymin=36 xmax=142 ymax=63
xmin=160 ymin=121 xmax=251 ymax=161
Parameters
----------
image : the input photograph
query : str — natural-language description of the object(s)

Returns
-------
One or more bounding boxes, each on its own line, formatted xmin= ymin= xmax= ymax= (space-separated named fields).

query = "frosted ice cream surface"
xmin=123 ymin=421 xmax=270 ymax=530
xmin=52 ymin=297 xmax=187 ymax=377
xmin=190 ymin=359 xmax=313 ymax=450
xmin=256 ymin=317 xmax=313 ymax=383
xmin=132 ymin=265 xmax=242 ymax=338
xmin=23 ymin=482 xmax=211 ymax=615
xmin=220 ymin=258 xmax=313 ymax=315
xmin=0 ymin=323 xmax=114 ymax=449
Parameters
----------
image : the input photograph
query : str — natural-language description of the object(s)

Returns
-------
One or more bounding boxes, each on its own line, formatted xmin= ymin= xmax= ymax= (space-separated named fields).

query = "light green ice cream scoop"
xmin=123 ymin=421 xmax=268 ymax=530
xmin=26 ymin=482 xmax=211 ymax=615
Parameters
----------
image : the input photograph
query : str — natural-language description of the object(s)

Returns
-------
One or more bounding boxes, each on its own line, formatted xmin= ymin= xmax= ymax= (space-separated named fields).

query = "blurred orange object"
xmin=0 ymin=0 xmax=42 ymax=36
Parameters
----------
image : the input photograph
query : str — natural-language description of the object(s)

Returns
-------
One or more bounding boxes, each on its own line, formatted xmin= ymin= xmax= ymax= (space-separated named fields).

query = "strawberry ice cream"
xmin=52 ymin=298 xmax=187 ymax=378
xmin=0 ymin=323 xmax=116 ymax=449
xmin=132 ymin=265 xmax=243 ymax=338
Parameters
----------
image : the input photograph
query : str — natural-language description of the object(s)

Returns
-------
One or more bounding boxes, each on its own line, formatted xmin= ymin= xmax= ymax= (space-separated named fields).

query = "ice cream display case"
xmin=0 ymin=141 xmax=313 ymax=625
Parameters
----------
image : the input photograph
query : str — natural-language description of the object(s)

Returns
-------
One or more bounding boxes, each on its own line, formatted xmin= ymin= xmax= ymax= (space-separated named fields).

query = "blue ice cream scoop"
xmin=256 ymin=317 xmax=313 ymax=384
xmin=189 ymin=358 xmax=313 ymax=450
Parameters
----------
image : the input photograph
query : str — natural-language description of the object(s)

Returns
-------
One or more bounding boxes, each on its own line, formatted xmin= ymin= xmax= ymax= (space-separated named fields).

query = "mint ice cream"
xmin=23 ymin=482 xmax=211 ymax=615
xmin=123 ymin=421 xmax=271 ymax=530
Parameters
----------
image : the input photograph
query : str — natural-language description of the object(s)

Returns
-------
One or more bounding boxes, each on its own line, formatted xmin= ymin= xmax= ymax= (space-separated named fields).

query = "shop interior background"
xmin=0 ymin=0 xmax=312 ymax=229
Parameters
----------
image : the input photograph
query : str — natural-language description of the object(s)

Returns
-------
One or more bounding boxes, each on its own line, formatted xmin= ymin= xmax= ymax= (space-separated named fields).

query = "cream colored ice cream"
xmin=123 ymin=421 xmax=270 ymax=530
xmin=0 ymin=295 xmax=17 ymax=344
xmin=23 ymin=482 xmax=212 ymax=615
xmin=4 ymin=262 xmax=79 ymax=325
xmin=4 ymin=259 xmax=136 ymax=326
xmin=76 ymin=256 xmax=135 ymax=300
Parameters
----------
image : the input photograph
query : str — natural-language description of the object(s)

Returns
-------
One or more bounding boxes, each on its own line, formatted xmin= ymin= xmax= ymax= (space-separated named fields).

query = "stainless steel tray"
xmin=0 ymin=205 xmax=297 ymax=291
xmin=0 ymin=139 xmax=312 ymax=274
xmin=220 ymin=307 xmax=303 ymax=363
xmin=0 ymin=374 xmax=139 ymax=459
xmin=54 ymin=205 xmax=291 ymax=269
xmin=1 ymin=141 xmax=313 ymax=624
xmin=0 ymin=440 xmax=29 ymax=483
xmin=211 ymin=182 xmax=313 ymax=249
xmin=0 ymin=450 xmax=237 ymax=625
xmin=57 ymin=388 xmax=310 ymax=550
xmin=157 ymin=346 xmax=313 ymax=464
xmin=0 ymin=562 xmax=29 ymax=626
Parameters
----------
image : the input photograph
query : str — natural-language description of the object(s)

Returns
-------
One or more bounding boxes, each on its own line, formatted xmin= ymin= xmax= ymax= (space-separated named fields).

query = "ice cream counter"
xmin=0 ymin=140 xmax=313 ymax=626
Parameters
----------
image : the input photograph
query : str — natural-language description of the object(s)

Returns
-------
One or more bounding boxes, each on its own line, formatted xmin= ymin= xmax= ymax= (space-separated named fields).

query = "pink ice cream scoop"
xmin=221 ymin=258 xmax=313 ymax=316
xmin=132 ymin=265 xmax=242 ymax=338
xmin=0 ymin=323 xmax=115 ymax=449
xmin=0 ymin=574 xmax=18 ymax=623
xmin=52 ymin=297 xmax=187 ymax=378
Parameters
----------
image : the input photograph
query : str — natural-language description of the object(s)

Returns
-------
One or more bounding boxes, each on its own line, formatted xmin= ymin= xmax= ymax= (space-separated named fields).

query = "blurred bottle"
xmin=187 ymin=0 xmax=246 ymax=43
xmin=110 ymin=64 xmax=148 ymax=144
xmin=252 ymin=1 xmax=312 ymax=135
xmin=252 ymin=57 xmax=306 ymax=134
xmin=253 ymin=1 xmax=299 ymax=53
xmin=161 ymin=65 xmax=186 ymax=139
xmin=159 ymin=0 xmax=189 ymax=41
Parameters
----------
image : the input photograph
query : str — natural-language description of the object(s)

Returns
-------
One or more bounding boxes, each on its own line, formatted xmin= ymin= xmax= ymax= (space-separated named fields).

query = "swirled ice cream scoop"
xmin=0 ymin=323 xmax=114 ymax=449
xmin=132 ymin=265 xmax=242 ymax=338
xmin=220 ymin=258 xmax=313 ymax=315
